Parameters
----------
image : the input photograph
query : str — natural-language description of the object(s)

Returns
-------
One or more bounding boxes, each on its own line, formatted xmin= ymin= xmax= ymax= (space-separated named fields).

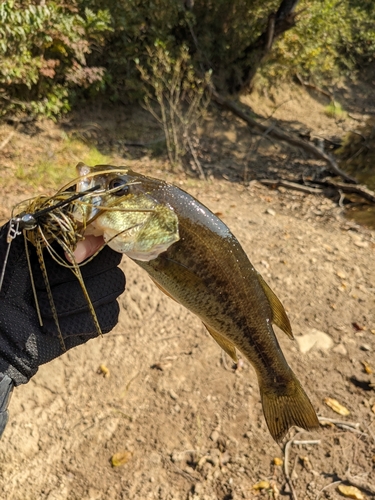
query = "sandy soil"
xmin=0 ymin=82 xmax=374 ymax=500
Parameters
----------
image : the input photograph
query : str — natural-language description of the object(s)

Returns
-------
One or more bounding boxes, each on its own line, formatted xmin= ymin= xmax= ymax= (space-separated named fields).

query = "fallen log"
xmin=211 ymin=90 xmax=357 ymax=184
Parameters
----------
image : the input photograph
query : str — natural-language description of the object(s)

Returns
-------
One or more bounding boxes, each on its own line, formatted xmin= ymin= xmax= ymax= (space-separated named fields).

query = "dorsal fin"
xmin=204 ymin=323 xmax=238 ymax=362
xmin=257 ymin=272 xmax=294 ymax=340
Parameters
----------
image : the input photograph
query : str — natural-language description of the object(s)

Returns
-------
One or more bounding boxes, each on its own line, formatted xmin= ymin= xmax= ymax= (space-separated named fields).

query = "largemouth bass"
xmin=78 ymin=164 xmax=319 ymax=442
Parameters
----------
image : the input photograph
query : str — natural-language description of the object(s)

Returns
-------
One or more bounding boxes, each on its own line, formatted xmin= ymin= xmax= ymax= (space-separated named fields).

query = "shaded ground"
xmin=0 ymin=81 xmax=374 ymax=500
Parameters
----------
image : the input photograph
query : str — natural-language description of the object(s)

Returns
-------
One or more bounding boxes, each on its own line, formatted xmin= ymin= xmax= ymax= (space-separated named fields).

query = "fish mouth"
xmin=73 ymin=163 xmax=180 ymax=260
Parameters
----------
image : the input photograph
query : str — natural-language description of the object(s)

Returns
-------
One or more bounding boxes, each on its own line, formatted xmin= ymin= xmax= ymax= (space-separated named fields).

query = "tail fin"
xmin=260 ymin=375 xmax=319 ymax=442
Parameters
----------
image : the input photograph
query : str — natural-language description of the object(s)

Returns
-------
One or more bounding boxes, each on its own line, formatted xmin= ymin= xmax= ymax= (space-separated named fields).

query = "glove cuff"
xmin=0 ymin=373 xmax=13 ymax=438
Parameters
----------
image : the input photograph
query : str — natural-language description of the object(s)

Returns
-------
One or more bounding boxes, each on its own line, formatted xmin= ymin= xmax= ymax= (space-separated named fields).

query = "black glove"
xmin=0 ymin=221 xmax=125 ymax=436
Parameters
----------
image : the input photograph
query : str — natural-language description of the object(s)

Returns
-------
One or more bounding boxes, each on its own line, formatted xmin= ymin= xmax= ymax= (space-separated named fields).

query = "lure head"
xmin=74 ymin=163 xmax=179 ymax=261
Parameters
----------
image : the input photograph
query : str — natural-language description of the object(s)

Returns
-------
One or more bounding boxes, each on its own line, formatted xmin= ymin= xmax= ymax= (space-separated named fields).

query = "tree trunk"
xmin=227 ymin=0 xmax=300 ymax=93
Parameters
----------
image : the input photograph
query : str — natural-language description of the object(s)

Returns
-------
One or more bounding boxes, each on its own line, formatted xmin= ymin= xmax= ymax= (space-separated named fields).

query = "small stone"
xmin=265 ymin=208 xmax=276 ymax=216
xmin=354 ymin=240 xmax=369 ymax=248
xmin=169 ymin=389 xmax=178 ymax=400
xmin=360 ymin=344 xmax=371 ymax=352
xmin=171 ymin=451 xmax=185 ymax=462
xmin=210 ymin=430 xmax=220 ymax=442
xmin=332 ymin=344 xmax=348 ymax=355
xmin=194 ymin=482 xmax=204 ymax=494
xmin=296 ymin=328 xmax=333 ymax=354
xmin=336 ymin=270 xmax=346 ymax=279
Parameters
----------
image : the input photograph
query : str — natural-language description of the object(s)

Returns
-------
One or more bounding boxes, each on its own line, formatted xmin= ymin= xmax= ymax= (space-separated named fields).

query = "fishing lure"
xmin=0 ymin=185 xmax=101 ymax=351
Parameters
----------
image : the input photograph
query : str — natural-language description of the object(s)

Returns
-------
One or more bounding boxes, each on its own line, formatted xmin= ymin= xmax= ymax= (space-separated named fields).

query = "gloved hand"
xmin=0 ymin=221 xmax=126 ymax=437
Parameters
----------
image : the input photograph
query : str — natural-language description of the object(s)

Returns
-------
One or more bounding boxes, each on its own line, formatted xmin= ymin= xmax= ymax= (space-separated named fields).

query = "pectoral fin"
xmin=257 ymin=273 xmax=294 ymax=340
xmin=204 ymin=324 xmax=238 ymax=363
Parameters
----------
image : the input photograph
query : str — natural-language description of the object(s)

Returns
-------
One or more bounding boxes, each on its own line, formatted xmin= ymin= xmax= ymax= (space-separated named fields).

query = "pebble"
xmin=296 ymin=328 xmax=333 ymax=353
xmin=169 ymin=389 xmax=178 ymax=400
xmin=332 ymin=344 xmax=348 ymax=355
xmin=265 ymin=208 xmax=276 ymax=216
xmin=210 ymin=430 xmax=219 ymax=442
xmin=194 ymin=482 xmax=204 ymax=494
xmin=171 ymin=451 xmax=185 ymax=462
xmin=360 ymin=344 xmax=371 ymax=352
xmin=354 ymin=240 xmax=369 ymax=248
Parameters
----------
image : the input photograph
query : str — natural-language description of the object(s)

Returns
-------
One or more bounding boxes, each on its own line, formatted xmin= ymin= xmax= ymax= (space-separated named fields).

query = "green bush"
xmin=264 ymin=0 xmax=375 ymax=83
xmin=1 ymin=0 xmax=374 ymax=119
xmin=0 ymin=0 xmax=111 ymax=118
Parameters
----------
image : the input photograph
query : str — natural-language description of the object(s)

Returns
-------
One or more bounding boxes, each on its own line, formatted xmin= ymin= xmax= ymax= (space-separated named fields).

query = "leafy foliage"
xmin=264 ymin=0 xmax=375 ymax=82
xmin=1 ymin=0 xmax=374 ymax=118
xmin=0 ymin=0 xmax=111 ymax=118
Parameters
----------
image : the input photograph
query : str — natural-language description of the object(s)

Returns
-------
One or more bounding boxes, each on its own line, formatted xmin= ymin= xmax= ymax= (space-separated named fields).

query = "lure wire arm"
xmin=0 ymin=184 xmax=101 ymax=294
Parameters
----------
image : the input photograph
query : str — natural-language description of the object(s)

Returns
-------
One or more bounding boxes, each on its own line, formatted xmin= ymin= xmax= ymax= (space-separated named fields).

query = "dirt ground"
xmin=0 ymin=80 xmax=374 ymax=500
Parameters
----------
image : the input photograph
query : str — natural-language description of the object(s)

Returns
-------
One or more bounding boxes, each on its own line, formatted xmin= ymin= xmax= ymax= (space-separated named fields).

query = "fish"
xmin=77 ymin=164 xmax=319 ymax=442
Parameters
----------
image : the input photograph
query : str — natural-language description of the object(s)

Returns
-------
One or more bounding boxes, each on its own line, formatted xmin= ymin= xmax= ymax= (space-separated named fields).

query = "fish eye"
xmin=109 ymin=179 xmax=130 ymax=196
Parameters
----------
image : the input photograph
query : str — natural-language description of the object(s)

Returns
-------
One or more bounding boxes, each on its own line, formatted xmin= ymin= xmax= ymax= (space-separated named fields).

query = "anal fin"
xmin=257 ymin=272 xmax=294 ymax=339
xmin=204 ymin=324 xmax=238 ymax=363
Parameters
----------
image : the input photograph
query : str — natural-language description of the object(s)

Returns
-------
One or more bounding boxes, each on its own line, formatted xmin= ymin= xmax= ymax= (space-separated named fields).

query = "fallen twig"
xmin=259 ymin=178 xmax=324 ymax=195
xmin=284 ymin=439 xmax=299 ymax=500
xmin=295 ymin=73 xmax=332 ymax=99
xmin=345 ymin=472 xmax=375 ymax=495
xmin=318 ymin=416 xmax=368 ymax=436
xmin=315 ymin=178 xmax=375 ymax=204
xmin=0 ymin=130 xmax=16 ymax=151
xmin=318 ymin=416 xmax=360 ymax=429
xmin=259 ymin=177 xmax=375 ymax=206
xmin=284 ymin=436 xmax=321 ymax=500
xmin=211 ymin=90 xmax=357 ymax=183
xmin=292 ymin=440 xmax=321 ymax=445
xmin=316 ymin=480 xmax=342 ymax=500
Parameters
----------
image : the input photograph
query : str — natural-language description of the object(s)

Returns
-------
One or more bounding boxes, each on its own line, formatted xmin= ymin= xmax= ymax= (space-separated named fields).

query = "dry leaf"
xmin=337 ymin=484 xmax=364 ymax=499
xmin=352 ymin=322 xmax=366 ymax=331
xmin=273 ymin=457 xmax=283 ymax=466
xmin=324 ymin=397 xmax=350 ymax=416
xmin=253 ymin=480 xmax=270 ymax=490
xmin=111 ymin=451 xmax=133 ymax=467
xmin=362 ymin=361 xmax=373 ymax=374
xmin=371 ymin=403 xmax=375 ymax=415
xmin=97 ymin=364 xmax=110 ymax=377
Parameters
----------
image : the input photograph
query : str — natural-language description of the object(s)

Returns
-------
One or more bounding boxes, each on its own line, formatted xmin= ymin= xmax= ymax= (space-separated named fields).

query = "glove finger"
xmin=37 ymin=266 xmax=125 ymax=318
xmin=41 ymin=300 xmax=121 ymax=338
xmin=33 ymin=244 xmax=123 ymax=288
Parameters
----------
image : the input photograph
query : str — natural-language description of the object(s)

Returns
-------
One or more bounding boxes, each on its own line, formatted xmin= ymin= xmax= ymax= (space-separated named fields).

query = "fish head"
xmin=74 ymin=163 xmax=179 ymax=260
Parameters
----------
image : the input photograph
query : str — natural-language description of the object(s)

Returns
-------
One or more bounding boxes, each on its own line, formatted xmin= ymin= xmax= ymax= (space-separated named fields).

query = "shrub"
xmin=0 ymin=0 xmax=111 ymax=118
xmin=136 ymin=43 xmax=211 ymax=170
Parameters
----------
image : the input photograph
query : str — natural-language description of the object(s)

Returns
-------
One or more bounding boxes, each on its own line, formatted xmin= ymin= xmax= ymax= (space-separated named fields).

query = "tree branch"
xmin=211 ymin=90 xmax=357 ymax=183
